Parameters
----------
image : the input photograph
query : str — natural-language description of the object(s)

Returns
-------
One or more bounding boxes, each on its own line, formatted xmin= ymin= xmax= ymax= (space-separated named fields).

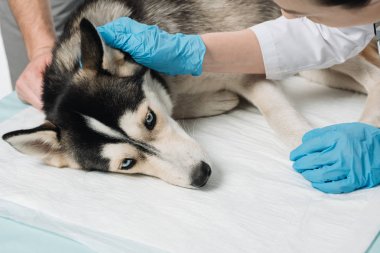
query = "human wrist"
xmin=29 ymin=44 xmax=54 ymax=61
xmin=186 ymin=34 xmax=206 ymax=76
xmin=21 ymin=20 xmax=55 ymax=59
xmin=201 ymin=30 xmax=265 ymax=74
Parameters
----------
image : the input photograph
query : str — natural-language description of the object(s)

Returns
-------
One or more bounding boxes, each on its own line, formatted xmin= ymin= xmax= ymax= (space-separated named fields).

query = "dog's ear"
xmin=79 ymin=18 xmax=143 ymax=77
xmin=2 ymin=121 xmax=62 ymax=157
xmin=2 ymin=121 xmax=78 ymax=168
xmin=80 ymin=18 xmax=104 ymax=71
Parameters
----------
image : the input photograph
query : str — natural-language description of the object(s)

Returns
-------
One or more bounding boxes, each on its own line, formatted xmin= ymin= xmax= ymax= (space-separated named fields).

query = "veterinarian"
xmin=4 ymin=0 xmax=380 ymax=194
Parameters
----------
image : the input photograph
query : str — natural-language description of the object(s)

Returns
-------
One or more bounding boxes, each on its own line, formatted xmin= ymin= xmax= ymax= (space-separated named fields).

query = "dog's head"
xmin=2 ymin=19 xmax=211 ymax=188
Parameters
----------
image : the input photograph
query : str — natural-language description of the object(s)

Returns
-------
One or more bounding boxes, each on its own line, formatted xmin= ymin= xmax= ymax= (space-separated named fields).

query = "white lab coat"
xmin=251 ymin=16 xmax=374 ymax=80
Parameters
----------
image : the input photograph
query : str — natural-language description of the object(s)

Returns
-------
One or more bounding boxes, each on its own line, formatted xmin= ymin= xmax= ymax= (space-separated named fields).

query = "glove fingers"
xmin=290 ymin=135 xmax=335 ymax=161
xmin=97 ymin=17 xmax=149 ymax=50
xmin=293 ymin=151 xmax=336 ymax=172
xmin=96 ymin=26 xmax=117 ymax=47
xmin=312 ymin=178 xmax=356 ymax=194
xmin=97 ymin=26 xmax=143 ymax=54
xmin=301 ymin=163 xmax=349 ymax=183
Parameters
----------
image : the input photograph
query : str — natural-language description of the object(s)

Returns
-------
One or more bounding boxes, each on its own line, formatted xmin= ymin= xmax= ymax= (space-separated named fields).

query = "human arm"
xmin=201 ymin=30 xmax=265 ymax=74
xmin=97 ymin=16 xmax=373 ymax=78
xmin=96 ymin=17 xmax=265 ymax=76
xmin=201 ymin=17 xmax=373 ymax=76
xmin=9 ymin=0 xmax=56 ymax=109
xmin=290 ymin=123 xmax=380 ymax=194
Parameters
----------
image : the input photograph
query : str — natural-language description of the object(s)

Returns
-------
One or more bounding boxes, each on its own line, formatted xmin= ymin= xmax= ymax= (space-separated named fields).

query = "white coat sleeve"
xmin=251 ymin=16 xmax=374 ymax=80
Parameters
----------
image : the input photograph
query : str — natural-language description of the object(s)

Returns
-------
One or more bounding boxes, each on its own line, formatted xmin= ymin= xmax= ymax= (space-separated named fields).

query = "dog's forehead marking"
xmin=82 ymin=114 xmax=124 ymax=139
xmin=143 ymin=72 xmax=172 ymax=114
xmin=117 ymin=71 xmax=172 ymax=134
xmin=82 ymin=113 xmax=158 ymax=156
xmin=117 ymin=107 xmax=159 ymax=156
xmin=119 ymin=106 xmax=145 ymax=139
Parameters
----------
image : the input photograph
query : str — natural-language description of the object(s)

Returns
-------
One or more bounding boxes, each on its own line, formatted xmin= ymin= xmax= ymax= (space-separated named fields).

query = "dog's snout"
xmin=191 ymin=161 xmax=212 ymax=188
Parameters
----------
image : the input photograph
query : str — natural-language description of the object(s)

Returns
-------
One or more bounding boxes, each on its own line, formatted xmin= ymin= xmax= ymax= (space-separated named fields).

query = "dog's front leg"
xmin=235 ymin=78 xmax=312 ymax=149
xmin=299 ymin=68 xmax=367 ymax=94
xmin=331 ymin=55 xmax=380 ymax=92
xmin=330 ymin=55 xmax=380 ymax=127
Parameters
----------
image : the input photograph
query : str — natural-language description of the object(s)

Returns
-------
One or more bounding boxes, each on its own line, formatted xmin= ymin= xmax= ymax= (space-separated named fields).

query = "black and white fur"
xmin=3 ymin=0 xmax=380 ymax=188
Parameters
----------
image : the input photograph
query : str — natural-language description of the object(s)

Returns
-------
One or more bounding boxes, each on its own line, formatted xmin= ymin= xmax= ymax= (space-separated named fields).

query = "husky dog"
xmin=3 ymin=0 xmax=380 ymax=188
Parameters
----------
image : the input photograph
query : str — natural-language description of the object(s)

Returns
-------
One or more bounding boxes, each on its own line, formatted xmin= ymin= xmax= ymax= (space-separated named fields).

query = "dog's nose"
xmin=191 ymin=161 xmax=212 ymax=188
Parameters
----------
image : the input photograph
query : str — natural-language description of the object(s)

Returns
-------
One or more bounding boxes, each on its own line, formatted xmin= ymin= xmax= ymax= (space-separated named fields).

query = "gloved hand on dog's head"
xmin=290 ymin=122 xmax=380 ymax=194
xmin=96 ymin=17 xmax=206 ymax=76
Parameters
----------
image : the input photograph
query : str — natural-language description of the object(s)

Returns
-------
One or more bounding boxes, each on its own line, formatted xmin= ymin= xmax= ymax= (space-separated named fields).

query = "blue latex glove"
xmin=96 ymin=17 xmax=206 ymax=76
xmin=290 ymin=122 xmax=380 ymax=194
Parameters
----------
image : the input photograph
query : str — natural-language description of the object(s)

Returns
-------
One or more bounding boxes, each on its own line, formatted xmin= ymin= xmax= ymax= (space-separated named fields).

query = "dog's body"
xmin=3 ymin=0 xmax=380 ymax=188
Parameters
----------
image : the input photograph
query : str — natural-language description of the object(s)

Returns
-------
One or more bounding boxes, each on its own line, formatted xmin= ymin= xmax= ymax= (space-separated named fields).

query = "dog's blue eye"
xmin=144 ymin=109 xmax=156 ymax=131
xmin=121 ymin=159 xmax=136 ymax=170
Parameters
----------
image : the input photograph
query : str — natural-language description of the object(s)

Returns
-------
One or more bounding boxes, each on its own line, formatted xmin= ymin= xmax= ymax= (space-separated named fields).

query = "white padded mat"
xmin=1 ymin=76 xmax=380 ymax=253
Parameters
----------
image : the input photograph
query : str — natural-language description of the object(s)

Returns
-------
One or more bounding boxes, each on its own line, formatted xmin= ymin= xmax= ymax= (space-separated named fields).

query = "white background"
xmin=0 ymin=24 xmax=12 ymax=100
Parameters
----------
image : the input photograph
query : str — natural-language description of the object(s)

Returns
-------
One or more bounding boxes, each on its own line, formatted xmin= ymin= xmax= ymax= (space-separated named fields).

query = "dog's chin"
xmin=173 ymin=183 xmax=209 ymax=190
xmin=163 ymin=177 xmax=211 ymax=190
xmin=167 ymin=175 xmax=212 ymax=190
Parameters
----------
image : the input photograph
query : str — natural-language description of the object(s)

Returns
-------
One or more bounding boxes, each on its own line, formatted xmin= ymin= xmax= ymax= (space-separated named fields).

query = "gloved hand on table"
xmin=96 ymin=17 xmax=206 ymax=76
xmin=290 ymin=122 xmax=380 ymax=194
